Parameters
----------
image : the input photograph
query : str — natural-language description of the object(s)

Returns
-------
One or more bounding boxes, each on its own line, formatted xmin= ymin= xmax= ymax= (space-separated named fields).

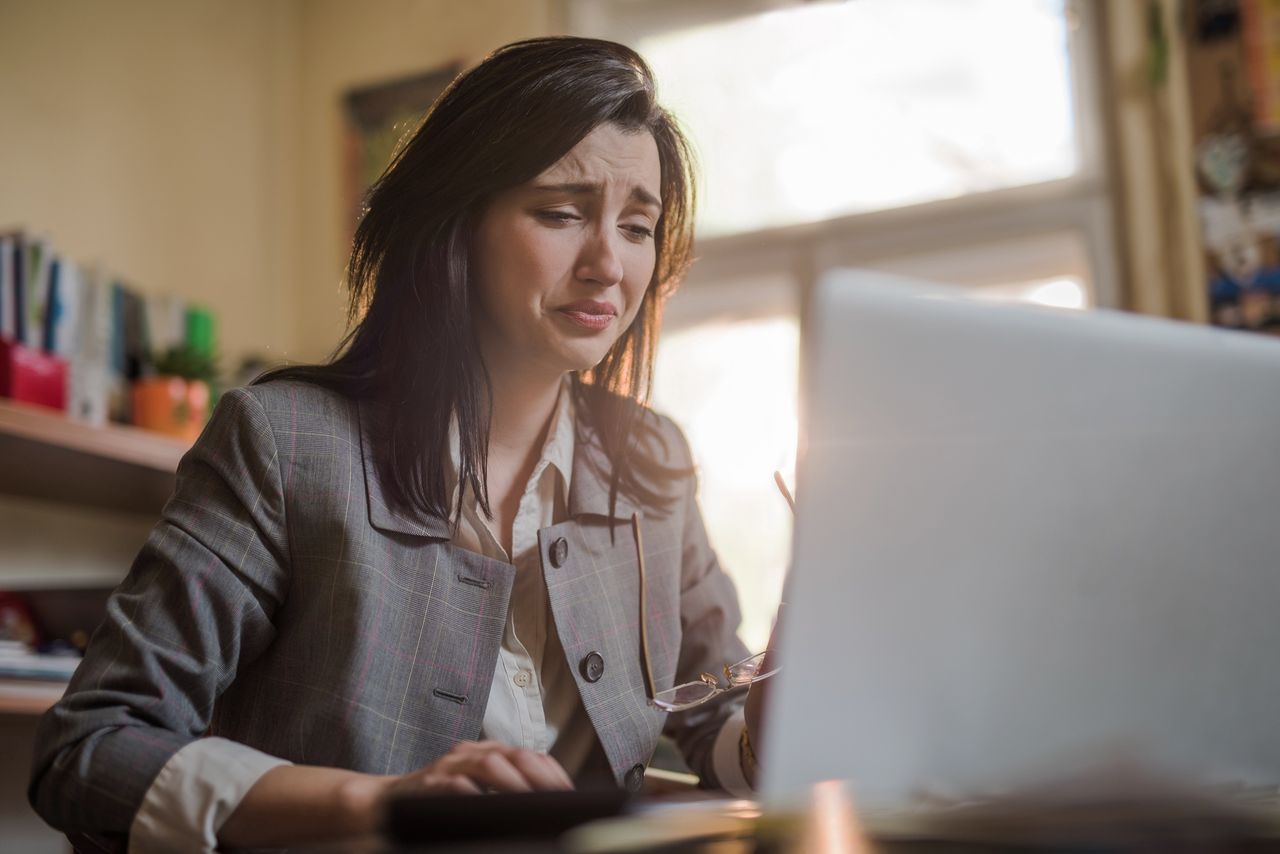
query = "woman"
xmin=29 ymin=36 xmax=763 ymax=851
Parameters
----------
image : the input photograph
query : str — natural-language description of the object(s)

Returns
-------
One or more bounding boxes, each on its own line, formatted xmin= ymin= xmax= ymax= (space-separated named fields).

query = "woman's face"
xmin=472 ymin=123 xmax=662 ymax=382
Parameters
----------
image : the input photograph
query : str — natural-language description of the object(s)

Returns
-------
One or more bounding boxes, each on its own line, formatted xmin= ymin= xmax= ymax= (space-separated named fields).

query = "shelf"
xmin=0 ymin=399 xmax=186 ymax=471
xmin=0 ymin=398 xmax=187 ymax=515
xmin=0 ymin=678 xmax=65 ymax=716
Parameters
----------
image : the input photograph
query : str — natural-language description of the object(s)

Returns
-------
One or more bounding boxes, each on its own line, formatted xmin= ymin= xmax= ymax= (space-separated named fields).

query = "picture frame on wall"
xmin=342 ymin=65 xmax=461 ymax=235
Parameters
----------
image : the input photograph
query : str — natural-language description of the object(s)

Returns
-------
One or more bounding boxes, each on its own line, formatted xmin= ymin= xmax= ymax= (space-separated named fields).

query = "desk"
xmin=285 ymin=783 xmax=1280 ymax=854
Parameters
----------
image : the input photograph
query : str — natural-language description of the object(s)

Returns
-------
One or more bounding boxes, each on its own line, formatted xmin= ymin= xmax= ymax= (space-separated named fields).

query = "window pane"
xmin=641 ymin=0 xmax=1078 ymax=237
xmin=653 ymin=317 xmax=798 ymax=651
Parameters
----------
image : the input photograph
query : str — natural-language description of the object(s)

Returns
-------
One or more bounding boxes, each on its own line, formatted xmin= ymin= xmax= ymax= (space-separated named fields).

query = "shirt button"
xmin=550 ymin=537 xmax=569 ymax=568
xmin=580 ymin=651 xmax=605 ymax=683
xmin=625 ymin=763 xmax=645 ymax=793
xmin=513 ymin=670 xmax=532 ymax=688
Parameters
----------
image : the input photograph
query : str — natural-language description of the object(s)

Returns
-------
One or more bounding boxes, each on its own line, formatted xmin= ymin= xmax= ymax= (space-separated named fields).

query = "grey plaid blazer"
xmin=28 ymin=379 xmax=749 ymax=837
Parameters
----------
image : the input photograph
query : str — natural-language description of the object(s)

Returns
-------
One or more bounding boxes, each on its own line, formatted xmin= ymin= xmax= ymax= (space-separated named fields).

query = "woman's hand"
xmin=377 ymin=740 xmax=574 ymax=801
xmin=221 ymin=743 xmax=574 ymax=848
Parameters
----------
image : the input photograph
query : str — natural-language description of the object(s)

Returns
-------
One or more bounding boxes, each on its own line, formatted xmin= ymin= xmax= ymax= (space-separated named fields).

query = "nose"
xmin=575 ymin=224 xmax=624 ymax=289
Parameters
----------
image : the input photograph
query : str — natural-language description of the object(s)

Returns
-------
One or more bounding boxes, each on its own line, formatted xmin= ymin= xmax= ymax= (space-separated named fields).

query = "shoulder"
xmin=640 ymin=408 xmax=694 ymax=470
xmin=194 ymin=379 xmax=362 ymax=464
xmin=574 ymin=382 xmax=694 ymax=470
xmin=230 ymin=377 xmax=361 ymax=433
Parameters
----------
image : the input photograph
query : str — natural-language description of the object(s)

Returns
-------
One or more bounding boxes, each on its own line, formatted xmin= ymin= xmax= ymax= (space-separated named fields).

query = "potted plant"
xmin=132 ymin=346 xmax=216 ymax=442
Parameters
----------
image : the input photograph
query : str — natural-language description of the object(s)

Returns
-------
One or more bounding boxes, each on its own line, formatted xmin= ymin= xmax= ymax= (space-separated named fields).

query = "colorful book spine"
xmin=12 ymin=233 xmax=25 ymax=345
xmin=68 ymin=265 xmax=110 ymax=426
xmin=43 ymin=257 xmax=61 ymax=353
xmin=23 ymin=237 xmax=51 ymax=350
xmin=47 ymin=257 xmax=81 ymax=360
xmin=0 ymin=235 xmax=12 ymax=339
xmin=0 ymin=227 xmax=220 ymax=423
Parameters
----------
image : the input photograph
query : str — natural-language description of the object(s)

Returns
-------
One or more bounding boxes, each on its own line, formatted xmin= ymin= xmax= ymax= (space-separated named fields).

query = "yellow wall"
xmin=0 ymin=0 xmax=559 ymax=368
xmin=0 ymin=0 xmax=303 ymax=369
xmin=294 ymin=0 xmax=559 ymax=361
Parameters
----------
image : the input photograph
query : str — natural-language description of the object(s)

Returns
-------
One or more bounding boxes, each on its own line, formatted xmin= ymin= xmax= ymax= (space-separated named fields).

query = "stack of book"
xmin=0 ymin=640 xmax=80 ymax=682
xmin=0 ymin=229 xmax=216 ymax=426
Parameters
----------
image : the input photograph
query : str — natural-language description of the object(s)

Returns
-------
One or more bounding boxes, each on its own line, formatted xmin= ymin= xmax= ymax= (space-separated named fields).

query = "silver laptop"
xmin=761 ymin=271 xmax=1280 ymax=813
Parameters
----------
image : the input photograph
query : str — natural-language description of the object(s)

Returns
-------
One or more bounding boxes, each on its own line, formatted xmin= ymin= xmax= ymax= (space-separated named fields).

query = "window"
xmin=638 ymin=0 xmax=1080 ymax=237
xmin=653 ymin=318 xmax=798 ymax=650
xmin=573 ymin=0 xmax=1116 ymax=646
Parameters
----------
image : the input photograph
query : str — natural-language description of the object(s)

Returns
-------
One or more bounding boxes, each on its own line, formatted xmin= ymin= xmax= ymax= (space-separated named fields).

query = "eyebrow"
xmin=530 ymin=181 xmax=663 ymax=212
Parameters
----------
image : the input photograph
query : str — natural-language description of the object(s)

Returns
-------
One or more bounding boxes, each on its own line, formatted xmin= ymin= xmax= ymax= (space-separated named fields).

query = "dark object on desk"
xmin=383 ymin=789 xmax=630 ymax=847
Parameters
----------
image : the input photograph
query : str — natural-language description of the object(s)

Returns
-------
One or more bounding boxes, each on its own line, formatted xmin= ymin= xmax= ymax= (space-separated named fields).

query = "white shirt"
xmin=447 ymin=375 xmax=597 ymax=776
xmin=128 ymin=379 xmax=749 ymax=853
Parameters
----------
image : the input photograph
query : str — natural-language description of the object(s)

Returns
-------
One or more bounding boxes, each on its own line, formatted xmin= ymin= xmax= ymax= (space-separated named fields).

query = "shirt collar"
xmin=445 ymin=375 xmax=575 ymax=514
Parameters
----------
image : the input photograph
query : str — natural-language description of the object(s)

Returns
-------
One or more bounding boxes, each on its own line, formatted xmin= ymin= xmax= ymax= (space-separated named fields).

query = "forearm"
xmin=217 ymin=764 xmax=391 ymax=848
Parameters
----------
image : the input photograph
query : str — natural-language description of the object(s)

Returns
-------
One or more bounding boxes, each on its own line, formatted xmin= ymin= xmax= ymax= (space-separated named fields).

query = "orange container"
xmin=132 ymin=376 xmax=209 ymax=443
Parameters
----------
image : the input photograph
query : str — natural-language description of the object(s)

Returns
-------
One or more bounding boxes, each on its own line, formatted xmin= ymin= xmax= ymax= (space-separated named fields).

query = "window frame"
xmin=566 ymin=0 xmax=1120 ymax=326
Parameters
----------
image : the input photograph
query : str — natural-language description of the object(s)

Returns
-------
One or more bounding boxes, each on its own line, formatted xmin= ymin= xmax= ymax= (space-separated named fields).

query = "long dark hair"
xmin=259 ymin=37 xmax=697 ymax=524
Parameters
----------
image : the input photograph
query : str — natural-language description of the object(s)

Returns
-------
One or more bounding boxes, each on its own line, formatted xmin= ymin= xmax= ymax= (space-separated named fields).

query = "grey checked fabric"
xmin=28 ymin=378 xmax=750 ymax=840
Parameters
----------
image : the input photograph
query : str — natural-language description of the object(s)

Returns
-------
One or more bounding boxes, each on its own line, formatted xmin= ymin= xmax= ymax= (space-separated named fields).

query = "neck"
xmin=484 ymin=368 xmax=565 ymax=461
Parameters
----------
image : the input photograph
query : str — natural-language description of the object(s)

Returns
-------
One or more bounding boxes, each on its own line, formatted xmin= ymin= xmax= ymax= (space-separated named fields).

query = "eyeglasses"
xmin=651 ymin=650 xmax=780 ymax=712
xmin=630 ymin=470 xmax=793 ymax=713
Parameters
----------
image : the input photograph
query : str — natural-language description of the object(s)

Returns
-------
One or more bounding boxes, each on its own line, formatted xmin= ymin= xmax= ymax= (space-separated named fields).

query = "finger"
xmin=507 ymin=749 xmax=574 ymax=791
xmin=456 ymin=740 xmax=503 ymax=753
xmin=437 ymin=773 xmax=484 ymax=795
xmin=460 ymin=750 xmax=534 ymax=793
xmin=541 ymin=752 xmax=575 ymax=790
xmin=435 ymin=743 xmax=499 ymax=775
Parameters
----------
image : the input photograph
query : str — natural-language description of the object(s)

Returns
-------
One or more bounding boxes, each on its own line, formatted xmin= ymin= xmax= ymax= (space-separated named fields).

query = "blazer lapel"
xmin=355 ymin=399 xmax=516 ymax=755
xmin=542 ymin=414 xmax=679 ymax=784
xmin=357 ymin=393 xmax=678 ymax=781
xmin=357 ymin=399 xmax=453 ymax=539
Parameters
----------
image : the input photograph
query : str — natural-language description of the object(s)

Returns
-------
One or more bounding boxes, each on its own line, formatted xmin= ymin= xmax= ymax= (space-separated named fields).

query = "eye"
xmin=535 ymin=209 xmax=580 ymax=225
xmin=622 ymin=223 xmax=655 ymax=241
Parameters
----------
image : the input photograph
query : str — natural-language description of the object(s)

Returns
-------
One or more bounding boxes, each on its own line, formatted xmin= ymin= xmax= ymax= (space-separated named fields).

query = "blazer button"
xmin=550 ymin=537 xmax=569 ymax=568
xmin=580 ymin=651 xmax=605 ymax=683
xmin=624 ymin=763 xmax=645 ymax=793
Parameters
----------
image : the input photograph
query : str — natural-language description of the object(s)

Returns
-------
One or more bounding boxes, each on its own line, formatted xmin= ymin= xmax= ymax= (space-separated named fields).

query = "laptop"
xmin=761 ymin=271 xmax=1280 ymax=817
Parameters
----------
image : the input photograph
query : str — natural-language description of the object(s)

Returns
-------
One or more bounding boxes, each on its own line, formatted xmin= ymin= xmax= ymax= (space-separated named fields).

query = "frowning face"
xmin=471 ymin=123 xmax=662 ymax=382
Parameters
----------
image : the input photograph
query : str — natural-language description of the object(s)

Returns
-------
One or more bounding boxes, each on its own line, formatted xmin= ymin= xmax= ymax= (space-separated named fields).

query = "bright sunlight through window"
xmin=654 ymin=277 xmax=1085 ymax=649
xmin=640 ymin=0 xmax=1078 ymax=237
xmin=654 ymin=318 xmax=799 ymax=651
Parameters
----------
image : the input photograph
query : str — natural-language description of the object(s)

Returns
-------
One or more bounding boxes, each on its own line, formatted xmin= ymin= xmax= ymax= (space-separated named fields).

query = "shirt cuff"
xmin=710 ymin=710 xmax=754 ymax=797
xmin=128 ymin=737 xmax=292 ymax=854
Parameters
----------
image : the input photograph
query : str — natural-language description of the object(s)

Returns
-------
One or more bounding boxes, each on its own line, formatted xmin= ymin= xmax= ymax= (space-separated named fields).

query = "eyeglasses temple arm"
xmin=632 ymin=512 xmax=659 ymax=701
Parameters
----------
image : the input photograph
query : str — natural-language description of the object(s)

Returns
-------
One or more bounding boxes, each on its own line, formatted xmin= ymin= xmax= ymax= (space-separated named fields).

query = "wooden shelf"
xmin=0 ymin=398 xmax=187 ymax=515
xmin=0 ymin=678 xmax=66 ymax=716
xmin=0 ymin=399 xmax=186 ymax=471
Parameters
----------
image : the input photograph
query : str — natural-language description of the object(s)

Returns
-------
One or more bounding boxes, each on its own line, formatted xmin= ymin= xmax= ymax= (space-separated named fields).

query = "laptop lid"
xmin=761 ymin=271 xmax=1280 ymax=811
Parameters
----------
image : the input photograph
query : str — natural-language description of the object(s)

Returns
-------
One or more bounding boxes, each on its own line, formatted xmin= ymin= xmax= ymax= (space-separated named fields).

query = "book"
xmin=108 ymin=281 xmax=129 ymax=422
xmin=23 ymin=236 xmax=52 ymax=350
xmin=45 ymin=256 xmax=81 ymax=359
xmin=0 ymin=235 xmax=12 ymax=339
xmin=44 ymin=256 xmax=61 ymax=353
xmin=11 ymin=232 xmax=25 ymax=345
xmin=68 ymin=265 xmax=111 ymax=425
xmin=0 ymin=641 xmax=80 ymax=682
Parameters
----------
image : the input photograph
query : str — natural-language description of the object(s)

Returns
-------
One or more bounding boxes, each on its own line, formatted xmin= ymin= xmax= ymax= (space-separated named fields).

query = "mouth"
xmin=556 ymin=300 xmax=618 ymax=331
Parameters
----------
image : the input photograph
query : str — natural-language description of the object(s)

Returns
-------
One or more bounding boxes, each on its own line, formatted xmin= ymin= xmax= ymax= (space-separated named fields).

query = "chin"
xmin=549 ymin=336 xmax=619 ymax=373
xmin=567 ymin=352 xmax=610 ymax=373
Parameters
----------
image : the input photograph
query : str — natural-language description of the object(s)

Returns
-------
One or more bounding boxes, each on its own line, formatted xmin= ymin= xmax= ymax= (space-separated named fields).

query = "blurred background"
xmin=0 ymin=0 xmax=1269 ymax=848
